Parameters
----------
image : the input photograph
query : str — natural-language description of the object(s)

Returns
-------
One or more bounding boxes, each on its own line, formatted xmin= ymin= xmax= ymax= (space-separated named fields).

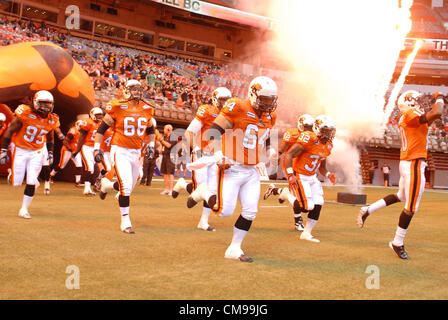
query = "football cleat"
xmin=44 ymin=188 xmax=50 ymax=195
xmin=172 ymin=178 xmax=187 ymax=199
xmin=99 ymin=178 xmax=114 ymax=200
xmin=294 ymin=219 xmax=305 ymax=231
xmin=278 ymin=187 xmax=289 ymax=204
xmin=75 ymin=182 xmax=84 ymax=188
xmin=122 ymin=227 xmax=135 ymax=234
xmin=197 ymin=222 xmax=216 ymax=232
xmin=357 ymin=206 xmax=370 ymax=228
xmin=389 ymin=242 xmax=410 ymax=260
xmin=83 ymin=189 xmax=96 ymax=196
xmin=18 ymin=208 xmax=31 ymax=219
xmin=225 ymin=245 xmax=253 ymax=263
xmin=263 ymin=183 xmax=277 ymax=200
xmin=300 ymin=232 xmax=320 ymax=243
xmin=187 ymin=183 xmax=208 ymax=209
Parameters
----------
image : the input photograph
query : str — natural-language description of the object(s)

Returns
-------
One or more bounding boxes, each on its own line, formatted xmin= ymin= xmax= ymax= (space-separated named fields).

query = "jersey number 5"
xmin=24 ymin=126 xmax=48 ymax=145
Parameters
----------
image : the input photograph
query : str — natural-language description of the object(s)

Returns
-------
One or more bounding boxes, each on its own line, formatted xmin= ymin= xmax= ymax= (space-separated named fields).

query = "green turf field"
xmin=1 ymin=179 xmax=447 ymax=300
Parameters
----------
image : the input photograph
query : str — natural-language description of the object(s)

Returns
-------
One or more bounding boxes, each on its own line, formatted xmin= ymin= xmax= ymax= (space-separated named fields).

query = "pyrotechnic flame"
xmin=258 ymin=0 xmax=414 ymax=191
xmin=383 ymin=38 xmax=423 ymax=128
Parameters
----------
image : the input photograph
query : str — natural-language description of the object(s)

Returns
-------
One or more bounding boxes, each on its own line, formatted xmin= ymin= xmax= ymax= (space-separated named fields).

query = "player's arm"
xmin=54 ymin=127 xmax=70 ymax=149
xmin=206 ymin=114 xmax=232 ymax=153
xmin=64 ymin=132 xmax=75 ymax=151
xmin=278 ymin=140 xmax=290 ymax=156
xmin=318 ymin=159 xmax=337 ymax=185
xmin=46 ymin=130 xmax=55 ymax=165
xmin=93 ymin=114 xmax=115 ymax=162
xmin=144 ymin=120 xmax=156 ymax=159
xmin=422 ymin=95 xmax=444 ymax=126
xmin=186 ymin=118 xmax=204 ymax=158
xmin=283 ymin=142 xmax=305 ymax=185
xmin=72 ymin=128 xmax=88 ymax=157
xmin=0 ymin=117 xmax=22 ymax=164
xmin=265 ymin=137 xmax=278 ymax=164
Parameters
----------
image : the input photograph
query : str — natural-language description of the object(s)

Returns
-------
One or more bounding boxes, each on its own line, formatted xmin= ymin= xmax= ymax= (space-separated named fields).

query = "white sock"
xmin=200 ymin=207 xmax=212 ymax=226
xmin=305 ymin=218 xmax=317 ymax=234
xmin=75 ymin=175 xmax=81 ymax=183
xmin=294 ymin=213 xmax=302 ymax=219
xmin=287 ymin=194 xmax=297 ymax=207
xmin=103 ymin=178 xmax=115 ymax=191
xmin=44 ymin=181 xmax=50 ymax=189
xmin=120 ymin=210 xmax=132 ymax=229
xmin=84 ymin=181 xmax=91 ymax=192
xmin=393 ymin=226 xmax=407 ymax=246
xmin=231 ymin=226 xmax=248 ymax=247
xmin=367 ymin=199 xmax=386 ymax=214
xmin=22 ymin=195 xmax=33 ymax=210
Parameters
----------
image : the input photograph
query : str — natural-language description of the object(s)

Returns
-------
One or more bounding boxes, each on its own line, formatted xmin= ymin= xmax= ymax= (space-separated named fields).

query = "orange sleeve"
xmin=403 ymin=109 xmax=424 ymax=128
xmin=220 ymin=98 xmax=241 ymax=126
xmin=80 ymin=119 xmax=92 ymax=132
xmin=14 ymin=104 xmax=31 ymax=121
xmin=195 ymin=105 xmax=210 ymax=124
xmin=283 ymin=128 xmax=297 ymax=143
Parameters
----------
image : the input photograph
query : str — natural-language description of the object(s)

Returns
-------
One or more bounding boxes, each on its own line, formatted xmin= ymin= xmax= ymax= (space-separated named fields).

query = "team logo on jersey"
xmin=49 ymin=119 xmax=55 ymax=124
xmin=29 ymin=114 xmax=37 ymax=119
xmin=247 ymin=112 xmax=256 ymax=118
xmin=143 ymin=104 xmax=151 ymax=109
xmin=328 ymin=144 xmax=333 ymax=150
xmin=212 ymin=113 xmax=218 ymax=117
xmin=120 ymin=105 xmax=128 ymax=109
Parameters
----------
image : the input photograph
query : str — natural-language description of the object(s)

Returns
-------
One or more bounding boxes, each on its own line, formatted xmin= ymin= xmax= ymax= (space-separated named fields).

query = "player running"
xmin=263 ymin=114 xmax=314 ymax=231
xmin=172 ymin=87 xmax=232 ymax=232
xmin=357 ymin=90 xmax=445 ymax=260
xmin=94 ymin=80 xmax=155 ymax=234
xmin=0 ymin=91 xmax=60 ymax=219
xmin=187 ymin=76 xmax=278 ymax=262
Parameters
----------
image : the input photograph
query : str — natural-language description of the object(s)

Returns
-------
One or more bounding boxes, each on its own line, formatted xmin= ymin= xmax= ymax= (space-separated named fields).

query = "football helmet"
xmin=33 ymin=90 xmax=54 ymax=118
xmin=124 ymin=79 xmax=143 ymax=101
xmin=151 ymin=117 xmax=157 ymax=128
xmin=75 ymin=120 xmax=83 ymax=131
xmin=397 ymin=90 xmax=421 ymax=113
xmin=212 ymin=87 xmax=232 ymax=109
xmin=89 ymin=107 xmax=104 ymax=123
xmin=313 ymin=115 xmax=336 ymax=143
xmin=0 ymin=112 xmax=5 ymax=123
xmin=248 ymin=76 xmax=278 ymax=114
xmin=297 ymin=114 xmax=314 ymax=132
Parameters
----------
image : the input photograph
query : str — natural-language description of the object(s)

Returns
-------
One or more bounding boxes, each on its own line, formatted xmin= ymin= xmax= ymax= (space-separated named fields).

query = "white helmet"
xmin=297 ymin=114 xmax=314 ymax=132
xmin=212 ymin=87 xmax=232 ymax=109
xmin=397 ymin=90 xmax=421 ymax=113
xmin=75 ymin=120 xmax=83 ymax=131
xmin=89 ymin=107 xmax=104 ymax=123
xmin=0 ymin=112 xmax=6 ymax=122
xmin=33 ymin=90 xmax=54 ymax=118
xmin=313 ymin=115 xmax=336 ymax=142
xmin=248 ymin=76 xmax=278 ymax=113
xmin=124 ymin=79 xmax=143 ymax=101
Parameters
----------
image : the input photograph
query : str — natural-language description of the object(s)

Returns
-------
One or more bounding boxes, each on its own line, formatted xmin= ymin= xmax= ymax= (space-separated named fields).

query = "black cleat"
xmin=122 ymin=227 xmax=135 ymax=234
xmin=171 ymin=190 xmax=179 ymax=199
xmin=239 ymin=254 xmax=254 ymax=263
xmin=99 ymin=191 xmax=107 ymax=200
xmin=187 ymin=196 xmax=198 ymax=208
xmin=389 ymin=242 xmax=410 ymax=260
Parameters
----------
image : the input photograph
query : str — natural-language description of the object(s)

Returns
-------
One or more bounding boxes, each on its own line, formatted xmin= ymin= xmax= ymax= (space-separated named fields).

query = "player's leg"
xmin=357 ymin=163 xmax=405 ymax=228
xmin=113 ymin=149 xmax=135 ymax=233
xmin=224 ymin=167 xmax=259 ymax=262
xmin=40 ymin=145 xmax=51 ymax=195
xmin=196 ymin=164 xmax=218 ymax=231
xmin=277 ymin=175 xmax=310 ymax=230
xmin=81 ymin=145 xmax=96 ymax=195
xmin=20 ymin=149 xmax=43 ymax=218
xmin=50 ymin=146 xmax=71 ymax=181
xmin=390 ymin=159 xmax=426 ymax=260
xmin=300 ymin=176 xmax=321 ymax=243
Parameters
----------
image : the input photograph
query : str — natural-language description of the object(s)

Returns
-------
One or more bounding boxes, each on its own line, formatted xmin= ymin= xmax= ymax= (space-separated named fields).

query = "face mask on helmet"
xmin=398 ymin=90 xmax=422 ymax=113
xmin=313 ymin=116 xmax=336 ymax=143
xmin=212 ymin=88 xmax=231 ymax=109
xmin=90 ymin=109 xmax=104 ymax=123
xmin=298 ymin=115 xmax=314 ymax=132
xmin=125 ymin=84 xmax=143 ymax=101
xmin=34 ymin=98 xmax=53 ymax=118
xmin=248 ymin=77 xmax=278 ymax=114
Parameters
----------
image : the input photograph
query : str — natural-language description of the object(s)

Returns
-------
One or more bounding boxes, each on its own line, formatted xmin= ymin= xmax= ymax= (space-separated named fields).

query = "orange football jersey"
xmin=106 ymin=100 xmax=154 ymax=150
xmin=281 ymin=127 xmax=301 ymax=170
xmin=101 ymin=127 xmax=114 ymax=152
xmin=13 ymin=104 xmax=60 ymax=150
xmin=292 ymin=131 xmax=333 ymax=176
xmin=79 ymin=118 xmax=100 ymax=147
xmin=399 ymin=107 xmax=428 ymax=161
xmin=195 ymin=104 xmax=219 ymax=150
xmin=220 ymin=98 xmax=277 ymax=166
xmin=67 ymin=126 xmax=80 ymax=151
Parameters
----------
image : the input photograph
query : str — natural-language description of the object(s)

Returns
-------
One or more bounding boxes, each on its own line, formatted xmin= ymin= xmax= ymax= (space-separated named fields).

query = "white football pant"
xmin=111 ymin=145 xmax=141 ymax=197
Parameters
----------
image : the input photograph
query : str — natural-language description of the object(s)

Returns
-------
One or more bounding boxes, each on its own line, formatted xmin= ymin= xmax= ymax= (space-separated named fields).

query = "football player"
xmin=263 ymin=114 xmax=314 ymax=231
xmin=187 ymin=76 xmax=278 ymax=262
xmin=0 ymin=91 xmax=60 ymax=219
xmin=357 ymin=90 xmax=444 ymax=260
xmin=94 ymin=80 xmax=155 ymax=234
xmin=172 ymin=87 xmax=232 ymax=232
xmin=272 ymin=115 xmax=337 ymax=242
xmin=72 ymin=107 xmax=105 ymax=195
xmin=49 ymin=120 xmax=84 ymax=187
